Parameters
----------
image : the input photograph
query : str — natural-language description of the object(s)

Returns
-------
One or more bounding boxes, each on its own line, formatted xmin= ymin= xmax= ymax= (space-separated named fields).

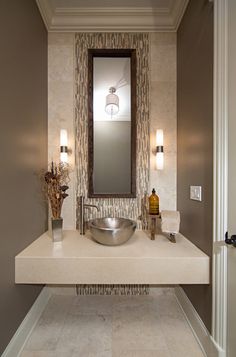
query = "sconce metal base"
xmin=156 ymin=145 xmax=164 ymax=153
xmin=60 ymin=146 xmax=68 ymax=153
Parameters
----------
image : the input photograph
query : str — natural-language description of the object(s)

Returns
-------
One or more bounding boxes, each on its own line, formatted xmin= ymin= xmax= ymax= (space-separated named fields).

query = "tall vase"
xmin=51 ymin=217 xmax=63 ymax=242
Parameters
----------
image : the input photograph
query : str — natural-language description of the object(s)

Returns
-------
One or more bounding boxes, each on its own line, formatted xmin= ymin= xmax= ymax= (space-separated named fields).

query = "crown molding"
xmin=36 ymin=0 xmax=189 ymax=32
xmin=35 ymin=0 xmax=54 ymax=30
xmin=170 ymin=0 xmax=189 ymax=30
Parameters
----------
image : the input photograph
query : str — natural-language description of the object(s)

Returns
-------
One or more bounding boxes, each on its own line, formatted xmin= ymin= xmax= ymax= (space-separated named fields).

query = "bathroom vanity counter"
xmin=15 ymin=230 xmax=209 ymax=285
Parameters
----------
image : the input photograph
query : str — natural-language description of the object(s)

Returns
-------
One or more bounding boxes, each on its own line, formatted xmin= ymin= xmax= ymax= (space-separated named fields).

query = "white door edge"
xmin=212 ymin=0 xmax=228 ymax=354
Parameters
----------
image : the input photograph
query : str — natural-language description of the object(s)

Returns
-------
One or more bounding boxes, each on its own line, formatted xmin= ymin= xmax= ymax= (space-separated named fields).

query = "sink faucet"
xmin=78 ymin=196 xmax=99 ymax=235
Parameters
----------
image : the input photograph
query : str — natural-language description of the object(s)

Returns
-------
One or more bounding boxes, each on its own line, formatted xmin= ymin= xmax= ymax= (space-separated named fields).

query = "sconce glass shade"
xmin=156 ymin=129 xmax=164 ymax=170
xmin=156 ymin=152 xmax=164 ymax=170
xmin=60 ymin=152 xmax=68 ymax=163
xmin=60 ymin=129 xmax=68 ymax=163
xmin=156 ymin=129 xmax=164 ymax=146
xmin=60 ymin=129 xmax=68 ymax=146
xmin=105 ymin=87 xmax=119 ymax=116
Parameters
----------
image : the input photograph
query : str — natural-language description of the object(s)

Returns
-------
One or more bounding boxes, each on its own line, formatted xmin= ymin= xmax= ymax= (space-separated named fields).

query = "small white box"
xmin=190 ymin=186 xmax=202 ymax=201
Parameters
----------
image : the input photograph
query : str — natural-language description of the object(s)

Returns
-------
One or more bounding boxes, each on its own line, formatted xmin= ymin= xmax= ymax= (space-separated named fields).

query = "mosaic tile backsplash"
xmin=75 ymin=33 xmax=150 ymax=229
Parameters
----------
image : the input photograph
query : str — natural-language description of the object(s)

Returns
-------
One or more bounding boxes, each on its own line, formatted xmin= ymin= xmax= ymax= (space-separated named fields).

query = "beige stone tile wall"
xmin=48 ymin=33 xmax=76 ymax=229
xmin=48 ymin=33 xmax=177 ymax=228
xmin=150 ymin=33 xmax=177 ymax=211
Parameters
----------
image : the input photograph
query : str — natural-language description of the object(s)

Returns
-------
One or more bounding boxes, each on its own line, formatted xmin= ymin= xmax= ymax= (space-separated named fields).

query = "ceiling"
xmin=36 ymin=0 xmax=189 ymax=32
xmin=51 ymin=0 xmax=173 ymax=7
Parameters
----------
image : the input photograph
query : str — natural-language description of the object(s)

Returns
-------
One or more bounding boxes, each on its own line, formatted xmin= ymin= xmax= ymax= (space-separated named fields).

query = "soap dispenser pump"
xmin=149 ymin=188 xmax=159 ymax=215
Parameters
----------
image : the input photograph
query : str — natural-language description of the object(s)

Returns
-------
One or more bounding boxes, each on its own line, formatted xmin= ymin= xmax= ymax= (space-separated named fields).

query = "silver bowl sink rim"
xmin=88 ymin=217 xmax=137 ymax=246
xmin=89 ymin=217 xmax=136 ymax=231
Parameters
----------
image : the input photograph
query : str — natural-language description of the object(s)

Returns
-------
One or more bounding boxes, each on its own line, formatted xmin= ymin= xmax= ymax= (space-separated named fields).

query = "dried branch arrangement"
xmin=43 ymin=162 xmax=70 ymax=219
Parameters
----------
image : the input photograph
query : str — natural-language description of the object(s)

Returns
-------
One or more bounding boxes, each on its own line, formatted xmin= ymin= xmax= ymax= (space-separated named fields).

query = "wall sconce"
xmin=60 ymin=129 xmax=68 ymax=163
xmin=156 ymin=129 xmax=164 ymax=170
xmin=105 ymin=87 xmax=119 ymax=117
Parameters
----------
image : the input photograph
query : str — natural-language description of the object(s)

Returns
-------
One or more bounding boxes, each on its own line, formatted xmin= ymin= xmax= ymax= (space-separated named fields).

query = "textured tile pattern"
xmin=21 ymin=289 xmax=204 ymax=357
xmin=75 ymin=284 xmax=150 ymax=296
xmin=74 ymin=33 xmax=150 ymax=229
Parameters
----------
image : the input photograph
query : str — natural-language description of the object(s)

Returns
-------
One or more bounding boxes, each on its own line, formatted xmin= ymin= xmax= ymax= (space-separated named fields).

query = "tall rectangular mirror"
xmin=88 ymin=49 xmax=136 ymax=198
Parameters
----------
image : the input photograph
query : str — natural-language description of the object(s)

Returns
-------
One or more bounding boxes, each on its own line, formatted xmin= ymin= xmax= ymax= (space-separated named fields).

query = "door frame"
xmin=212 ymin=0 xmax=228 ymax=355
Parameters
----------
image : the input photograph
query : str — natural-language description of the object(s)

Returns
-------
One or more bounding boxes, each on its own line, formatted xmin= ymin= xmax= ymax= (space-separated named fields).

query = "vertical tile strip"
xmin=75 ymin=284 xmax=150 ymax=296
xmin=75 ymin=33 xmax=150 ymax=228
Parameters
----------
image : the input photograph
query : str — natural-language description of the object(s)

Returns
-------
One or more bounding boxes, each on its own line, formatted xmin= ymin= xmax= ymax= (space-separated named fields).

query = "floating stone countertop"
xmin=15 ymin=230 xmax=209 ymax=285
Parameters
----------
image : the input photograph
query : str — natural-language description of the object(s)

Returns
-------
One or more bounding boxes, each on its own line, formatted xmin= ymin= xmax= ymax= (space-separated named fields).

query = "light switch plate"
xmin=190 ymin=186 xmax=202 ymax=201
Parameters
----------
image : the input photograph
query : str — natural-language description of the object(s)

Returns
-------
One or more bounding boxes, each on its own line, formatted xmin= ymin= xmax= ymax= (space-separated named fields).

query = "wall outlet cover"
xmin=190 ymin=186 xmax=202 ymax=201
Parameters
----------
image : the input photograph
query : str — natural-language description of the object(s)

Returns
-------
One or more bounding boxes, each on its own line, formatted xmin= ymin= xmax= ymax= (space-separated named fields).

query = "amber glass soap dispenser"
xmin=149 ymin=188 xmax=159 ymax=215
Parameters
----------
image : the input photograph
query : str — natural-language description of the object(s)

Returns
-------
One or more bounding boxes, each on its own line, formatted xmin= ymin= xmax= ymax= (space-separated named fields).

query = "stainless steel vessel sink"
xmin=88 ymin=217 xmax=136 ymax=246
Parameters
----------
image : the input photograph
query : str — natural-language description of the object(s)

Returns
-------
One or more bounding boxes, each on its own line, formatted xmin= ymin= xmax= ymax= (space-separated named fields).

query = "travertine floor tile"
xmin=112 ymin=295 xmax=157 ymax=311
xmin=157 ymin=294 xmax=183 ymax=318
xmin=149 ymin=286 xmax=175 ymax=296
xmin=71 ymin=295 xmax=113 ymax=315
xmin=56 ymin=313 xmax=112 ymax=355
xmin=112 ymin=297 xmax=167 ymax=351
xmin=21 ymin=292 xmax=204 ymax=357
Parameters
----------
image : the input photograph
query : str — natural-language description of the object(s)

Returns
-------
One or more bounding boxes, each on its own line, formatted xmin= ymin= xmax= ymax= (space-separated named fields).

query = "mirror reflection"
xmin=94 ymin=57 xmax=131 ymax=194
xmin=88 ymin=50 xmax=136 ymax=198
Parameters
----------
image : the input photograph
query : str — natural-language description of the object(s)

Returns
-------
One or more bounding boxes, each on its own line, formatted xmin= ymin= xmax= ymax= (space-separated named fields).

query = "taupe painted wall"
xmin=0 ymin=0 xmax=47 ymax=353
xmin=177 ymin=0 xmax=213 ymax=332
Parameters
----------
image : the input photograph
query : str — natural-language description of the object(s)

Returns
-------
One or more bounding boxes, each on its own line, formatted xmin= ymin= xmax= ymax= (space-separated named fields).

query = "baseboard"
xmin=2 ymin=286 xmax=52 ymax=357
xmin=175 ymin=287 xmax=225 ymax=357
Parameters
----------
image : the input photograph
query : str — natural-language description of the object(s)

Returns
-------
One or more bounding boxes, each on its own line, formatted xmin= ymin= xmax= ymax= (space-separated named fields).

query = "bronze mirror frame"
xmin=88 ymin=49 xmax=137 ymax=198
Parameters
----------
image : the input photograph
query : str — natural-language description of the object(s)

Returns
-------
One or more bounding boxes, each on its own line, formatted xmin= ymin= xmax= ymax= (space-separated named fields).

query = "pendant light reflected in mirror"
xmin=105 ymin=87 xmax=119 ymax=118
